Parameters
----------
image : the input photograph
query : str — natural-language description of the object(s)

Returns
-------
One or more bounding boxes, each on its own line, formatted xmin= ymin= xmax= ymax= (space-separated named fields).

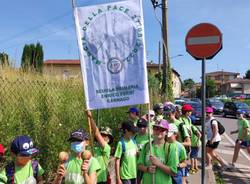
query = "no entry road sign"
xmin=185 ymin=23 xmax=222 ymax=60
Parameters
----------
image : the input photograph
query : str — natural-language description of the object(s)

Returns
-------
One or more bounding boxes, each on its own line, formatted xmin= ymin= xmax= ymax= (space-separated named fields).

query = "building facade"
xmin=43 ymin=60 xmax=182 ymax=98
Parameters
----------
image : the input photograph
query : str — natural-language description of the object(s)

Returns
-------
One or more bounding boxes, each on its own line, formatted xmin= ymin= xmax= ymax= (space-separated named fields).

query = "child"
xmin=138 ymin=119 xmax=179 ymax=184
xmin=0 ymin=136 xmax=44 ymax=184
xmin=135 ymin=118 xmax=149 ymax=151
xmin=54 ymin=128 xmax=101 ymax=184
xmin=87 ymin=110 xmax=113 ymax=184
xmin=153 ymin=103 xmax=164 ymax=121
xmin=115 ymin=121 xmax=138 ymax=184
xmin=190 ymin=125 xmax=201 ymax=174
xmin=167 ymin=124 xmax=187 ymax=184
xmin=230 ymin=110 xmax=250 ymax=169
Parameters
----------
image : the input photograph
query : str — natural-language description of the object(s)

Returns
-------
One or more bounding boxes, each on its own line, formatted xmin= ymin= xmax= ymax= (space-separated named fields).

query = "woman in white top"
xmin=205 ymin=107 xmax=229 ymax=170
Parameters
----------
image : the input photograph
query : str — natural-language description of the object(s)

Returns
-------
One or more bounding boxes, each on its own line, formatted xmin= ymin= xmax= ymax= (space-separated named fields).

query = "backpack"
xmin=211 ymin=119 xmax=225 ymax=135
xmin=120 ymin=137 xmax=137 ymax=164
xmin=5 ymin=160 xmax=39 ymax=184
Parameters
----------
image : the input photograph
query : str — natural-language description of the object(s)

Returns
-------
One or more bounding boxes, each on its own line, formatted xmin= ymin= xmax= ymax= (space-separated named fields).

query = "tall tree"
xmin=0 ymin=52 xmax=9 ymax=66
xmin=183 ymin=78 xmax=195 ymax=90
xmin=244 ymin=69 xmax=250 ymax=79
xmin=196 ymin=79 xmax=217 ymax=98
xmin=21 ymin=42 xmax=44 ymax=72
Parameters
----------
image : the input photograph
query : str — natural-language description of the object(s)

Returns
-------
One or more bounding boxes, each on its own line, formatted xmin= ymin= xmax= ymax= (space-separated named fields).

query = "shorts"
xmin=172 ymin=168 xmax=183 ymax=184
xmin=236 ymin=139 xmax=250 ymax=148
xmin=206 ymin=141 xmax=220 ymax=149
xmin=121 ymin=178 xmax=136 ymax=184
xmin=180 ymin=167 xmax=189 ymax=177
xmin=190 ymin=147 xmax=199 ymax=158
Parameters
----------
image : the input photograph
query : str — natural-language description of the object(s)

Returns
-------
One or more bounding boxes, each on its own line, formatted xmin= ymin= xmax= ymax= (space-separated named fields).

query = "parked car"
xmin=223 ymin=101 xmax=250 ymax=118
xmin=190 ymin=98 xmax=201 ymax=104
xmin=185 ymin=101 xmax=202 ymax=125
xmin=206 ymin=99 xmax=224 ymax=114
xmin=231 ymin=94 xmax=247 ymax=100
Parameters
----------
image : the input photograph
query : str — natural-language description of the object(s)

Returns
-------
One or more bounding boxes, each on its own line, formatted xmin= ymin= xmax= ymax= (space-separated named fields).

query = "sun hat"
xmin=0 ymin=144 xmax=5 ymax=156
xmin=137 ymin=118 xmax=148 ymax=128
xmin=121 ymin=121 xmax=139 ymax=133
xmin=68 ymin=129 xmax=89 ymax=142
xmin=205 ymin=107 xmax=213 ymax=113
xmin=100 ymin=126 xmax=114 ymax=144
xmin=167 ymin=124 xmax=178 ymax=137
xmin=164 ymin=104 xmax=176 ymax=114
xmin=153 ymin=119 xmax=169 ymax=130
xmin=153 ymin=103 xmax=164 ymax=111
xmin=127 ymin=107 xmax=139 ymax=114
xmin=182 ymin=104 xmax=193 ymax=111
xmin=10 ymin=136 xmax=39 ymax=156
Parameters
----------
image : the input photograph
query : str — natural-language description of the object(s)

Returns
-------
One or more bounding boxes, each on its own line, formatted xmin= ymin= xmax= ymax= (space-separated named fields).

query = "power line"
xmin=1 ymin=23 xmax=74 ymax=51
xmin=0 ymin=10 xmax=71 ymax=46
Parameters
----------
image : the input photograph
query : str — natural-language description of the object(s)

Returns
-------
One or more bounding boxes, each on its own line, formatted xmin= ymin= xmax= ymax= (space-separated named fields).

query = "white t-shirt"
xmin=205 ymin=117 xmax=221 ymax=142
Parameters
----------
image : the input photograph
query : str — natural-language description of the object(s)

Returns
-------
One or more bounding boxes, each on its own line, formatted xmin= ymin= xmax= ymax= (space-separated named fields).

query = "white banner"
xmin=74 ymin=0 xmax=149 ymax=110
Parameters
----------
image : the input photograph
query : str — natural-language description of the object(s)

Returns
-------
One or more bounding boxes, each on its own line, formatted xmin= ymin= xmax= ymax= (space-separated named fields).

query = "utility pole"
xmin=161 ymin=0 xmax=173 ymax=101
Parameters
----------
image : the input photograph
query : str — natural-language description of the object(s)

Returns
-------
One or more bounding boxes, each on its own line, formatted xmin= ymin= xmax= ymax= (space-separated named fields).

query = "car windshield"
xmin=235 ymin=102 xmax=249 ymax=109
xmin=211 ymin=102 xmax=223 ymax=106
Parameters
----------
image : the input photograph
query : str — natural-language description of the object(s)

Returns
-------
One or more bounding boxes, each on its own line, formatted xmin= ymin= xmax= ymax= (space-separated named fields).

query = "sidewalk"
xmin=189 ymin=133 xmax=250 ymax=184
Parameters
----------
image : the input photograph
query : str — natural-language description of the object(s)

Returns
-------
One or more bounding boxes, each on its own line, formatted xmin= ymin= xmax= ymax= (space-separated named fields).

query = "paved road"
xmin=189 ymin=115 xmax=250 ymax=184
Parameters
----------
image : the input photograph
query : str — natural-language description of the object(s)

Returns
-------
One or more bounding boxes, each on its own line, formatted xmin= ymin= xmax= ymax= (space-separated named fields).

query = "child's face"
xmin=139 ymin=126 xmax=147 ymax=134
xmin=101 ymin=134 xmax=110 ymax=143
xmin=124 ymin=129 xmax=134 ymax=138
xmin=16 ymin=154 xmax=31 ymax=166
xmin=153 ymin=126 xmax=167 ymax=139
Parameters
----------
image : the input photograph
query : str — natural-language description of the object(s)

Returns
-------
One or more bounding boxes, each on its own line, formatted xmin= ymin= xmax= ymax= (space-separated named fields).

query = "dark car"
xmin=223 ymin=101 xmax=250 ymax=118
xmin=206 ymin=99 xmax=224 ymax=114
xmin=185 ymin=101 xmax=202 ymax=125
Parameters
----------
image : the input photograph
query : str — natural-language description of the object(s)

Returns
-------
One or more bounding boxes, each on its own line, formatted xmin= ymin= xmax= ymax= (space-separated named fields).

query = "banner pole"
xmin=147 ymin=103 xmax=155 ymax=184
xmin=71 ymin=0 xmax=94 ymax=155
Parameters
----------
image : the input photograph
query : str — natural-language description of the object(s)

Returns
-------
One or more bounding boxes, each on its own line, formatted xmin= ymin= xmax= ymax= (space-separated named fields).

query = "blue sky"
xmin=0 ymin=0 xmax=249 ymax=82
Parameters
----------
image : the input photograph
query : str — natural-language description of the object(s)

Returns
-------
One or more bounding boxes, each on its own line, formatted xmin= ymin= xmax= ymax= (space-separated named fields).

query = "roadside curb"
xmin=206 ymin=167 xmax=216 ymax=184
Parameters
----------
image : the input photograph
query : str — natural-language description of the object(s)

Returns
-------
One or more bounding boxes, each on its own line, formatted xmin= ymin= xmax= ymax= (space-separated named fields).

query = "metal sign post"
xmin=201 ymin=58 xmax=206 ymax=184
xmin=185 ymin=23 xmax=223 ymax=184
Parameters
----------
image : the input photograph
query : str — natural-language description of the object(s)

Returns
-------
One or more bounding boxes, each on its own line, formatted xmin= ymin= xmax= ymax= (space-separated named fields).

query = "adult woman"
xmin=205 ymin=107 xmax=229 ymax=170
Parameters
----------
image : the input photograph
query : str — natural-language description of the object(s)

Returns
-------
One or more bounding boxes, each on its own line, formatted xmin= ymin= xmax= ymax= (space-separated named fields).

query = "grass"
xmin=0 ymin=68 xmax=162 ymax=181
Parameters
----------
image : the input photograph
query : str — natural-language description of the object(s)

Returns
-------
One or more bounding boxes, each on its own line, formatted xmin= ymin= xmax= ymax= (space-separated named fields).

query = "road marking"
xmin=217 ymin=149 xmax=236 ymax=155
xmin=219 ymin=141 xmax=232 ymax=146
xmin=223 ymin=133 xmax=250 ymax=161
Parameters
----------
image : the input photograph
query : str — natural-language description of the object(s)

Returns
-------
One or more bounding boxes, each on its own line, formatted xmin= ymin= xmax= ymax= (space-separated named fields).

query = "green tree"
xmin=183 ymin=78 xmax=195 ymax=90
xmin=0 ymin=52 xmax=9 ymax=66
xmin=196 ymin=79 xmax=216 ymax=98
xmin=244 ymin=69 xmax=250 ymax=79
xmin=21 ymin=42 xmax=44 ymax=72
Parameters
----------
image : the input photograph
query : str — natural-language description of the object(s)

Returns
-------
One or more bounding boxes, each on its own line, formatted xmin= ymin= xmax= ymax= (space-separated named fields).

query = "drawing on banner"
xmin=81 ymin=5 xmax=143 ymax=72
xmin=74 ymin=0 xmax=149 ymax=109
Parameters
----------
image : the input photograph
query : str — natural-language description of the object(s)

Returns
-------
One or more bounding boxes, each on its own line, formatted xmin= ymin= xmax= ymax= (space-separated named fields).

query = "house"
xmin=222 ymin=78 xmax=250 ymax=94
xmin=206 ymin=71 xmax=240 ymax=93
xmin=43 ymin=59 xmax=182 ymax=98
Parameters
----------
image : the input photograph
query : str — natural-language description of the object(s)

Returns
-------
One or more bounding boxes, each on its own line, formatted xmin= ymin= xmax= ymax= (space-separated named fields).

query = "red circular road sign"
xmin=185 ymin=23 xmax=222 ymax=60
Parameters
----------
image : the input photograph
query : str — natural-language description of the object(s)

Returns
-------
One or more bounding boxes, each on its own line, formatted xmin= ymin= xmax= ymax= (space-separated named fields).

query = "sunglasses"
xmin=153 ymin=126 xmax=166 ymax=132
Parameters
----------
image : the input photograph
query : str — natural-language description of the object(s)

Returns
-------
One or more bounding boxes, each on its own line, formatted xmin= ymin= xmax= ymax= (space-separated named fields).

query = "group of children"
xmin=0 ymin=102 xmax=249 ymax=184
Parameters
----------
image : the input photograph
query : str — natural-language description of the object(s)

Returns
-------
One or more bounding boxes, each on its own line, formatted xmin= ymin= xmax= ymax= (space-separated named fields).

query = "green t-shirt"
xmin=179 ymin=116 xmax=192 ymax=142
xmin=175 ymin=141 xmax=187 ymax=162
xmin=93 ymin=143 xmax=111 ymax=183
xmin=191 ymin=125 xmax=201 ymax=147
xmin=114 ymin=138 xmax=137 ymax=179
xmin=135 ymin=133 xmax=149 ymax=151
xmin=238 ymin=118 xmax=250 ymax=141
xmin=0 ymin=160 xmax=44 ymax=184
xmin=155 ymin=115 xmax=164 ymax=122
xmin=64 ymin=154 xmax=101 ymax=184
xmin=137 ymin=142 xmax=179 ymax=184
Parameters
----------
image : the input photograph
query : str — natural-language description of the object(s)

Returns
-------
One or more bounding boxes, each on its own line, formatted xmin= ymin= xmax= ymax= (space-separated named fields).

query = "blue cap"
xmin=127 ymin=107 xmax=139 ymax=114
xmin=68 ymin=128 xmax=89 ymax=142
xmin=11 ymin=136 xmax=39 ymax=156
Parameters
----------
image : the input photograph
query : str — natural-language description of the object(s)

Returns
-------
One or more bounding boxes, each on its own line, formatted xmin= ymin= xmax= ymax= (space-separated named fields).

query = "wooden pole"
xmin=147 ymin=103 xmax=155 ymax=184
xmin=71 ymin=0 xmax=94 ymax=155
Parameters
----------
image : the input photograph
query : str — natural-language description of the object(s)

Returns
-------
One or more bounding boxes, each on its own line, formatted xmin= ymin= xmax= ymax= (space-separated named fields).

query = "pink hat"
xmin=206 ymin=107 xmax=213 ymax=113
xmin=153 ymin=119 xmax=169 ymax=130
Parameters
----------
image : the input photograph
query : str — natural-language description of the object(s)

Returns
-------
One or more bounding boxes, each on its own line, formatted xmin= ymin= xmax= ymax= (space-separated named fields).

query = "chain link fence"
xmin=0 ymin=70 xmax=161 ymax=182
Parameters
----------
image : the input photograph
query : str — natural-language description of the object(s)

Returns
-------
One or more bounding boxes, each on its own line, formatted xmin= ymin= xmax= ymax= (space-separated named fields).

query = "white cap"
xmin=147 ymin=110 xmax=155 ymax=116
xmin=167 ymin=124 xmax=178 ymax=137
